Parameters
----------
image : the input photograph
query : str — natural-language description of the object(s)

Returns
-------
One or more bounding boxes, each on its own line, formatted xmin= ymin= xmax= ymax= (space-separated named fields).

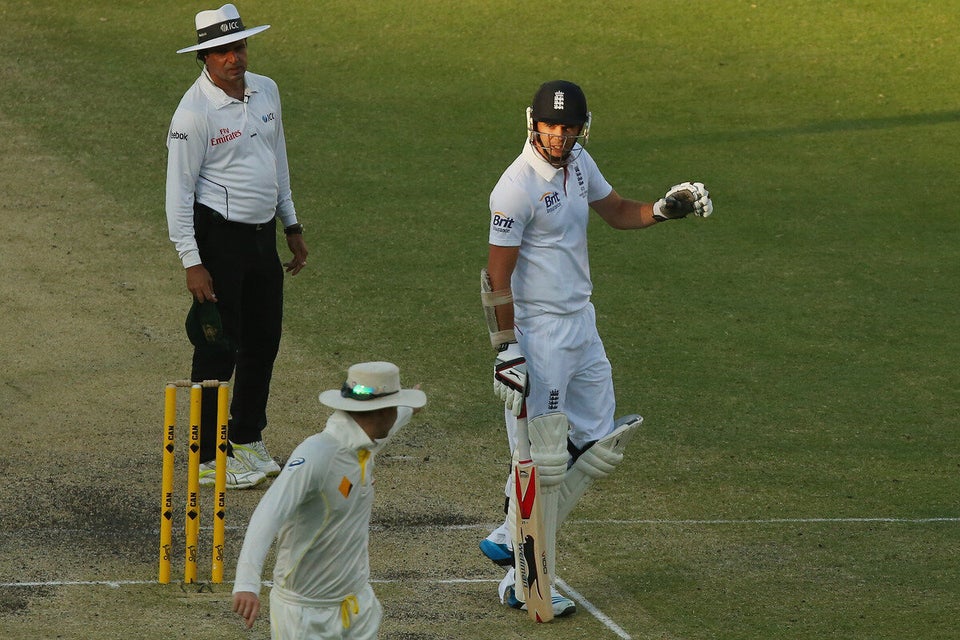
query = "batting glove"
xmin=494 ymin=342 xmax=529 ymax=416
xmin=653 ymin=182 xmax=713 ymax=221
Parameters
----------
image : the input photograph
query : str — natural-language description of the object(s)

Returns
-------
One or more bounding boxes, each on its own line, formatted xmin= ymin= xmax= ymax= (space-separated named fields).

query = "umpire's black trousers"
xmin=192 ymin=203 xmax=284 ymax=462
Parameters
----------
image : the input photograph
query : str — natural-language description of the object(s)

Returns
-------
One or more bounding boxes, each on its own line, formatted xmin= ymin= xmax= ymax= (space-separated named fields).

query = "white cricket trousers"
xmin=508 ymin=302 xmax=616 ymax=451
xmin=269 ymin=583 xmax=382 ymax=639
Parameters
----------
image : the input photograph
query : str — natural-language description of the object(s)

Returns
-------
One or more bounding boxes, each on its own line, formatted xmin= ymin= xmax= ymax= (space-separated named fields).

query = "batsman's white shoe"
xmin=550 ymin=593 xmax=576 ymax=618
xmin=231 ymin=439 xmax=282 ymax=477
xmin=499 ymin=567 xmax=576 ymax=618
xmin=198 ymin=456 xmax=267 ymax=490
xmin=504 ymin=586 xmax=576 ymax=618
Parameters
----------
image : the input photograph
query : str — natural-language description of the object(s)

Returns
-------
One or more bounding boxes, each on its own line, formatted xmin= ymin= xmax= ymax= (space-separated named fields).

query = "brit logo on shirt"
xmin=540 ymin=191 xmax=562 ymax=214
xmin=491 ymin=211 xmax=515 ymax=234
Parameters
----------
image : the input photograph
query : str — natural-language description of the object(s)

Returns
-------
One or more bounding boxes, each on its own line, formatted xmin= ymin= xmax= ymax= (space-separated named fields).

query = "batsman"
xmin=480 ymin=80 xmax=714 ymax=619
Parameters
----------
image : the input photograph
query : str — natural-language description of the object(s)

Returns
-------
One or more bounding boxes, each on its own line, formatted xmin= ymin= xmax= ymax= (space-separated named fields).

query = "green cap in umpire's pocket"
xmin=186 ymin=299 xmax=231 ymax=350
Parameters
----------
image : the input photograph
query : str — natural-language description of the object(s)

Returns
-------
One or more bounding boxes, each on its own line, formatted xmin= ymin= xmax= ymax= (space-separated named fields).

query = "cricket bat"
xmin=513 ymin=402 xmax=554 ymax=623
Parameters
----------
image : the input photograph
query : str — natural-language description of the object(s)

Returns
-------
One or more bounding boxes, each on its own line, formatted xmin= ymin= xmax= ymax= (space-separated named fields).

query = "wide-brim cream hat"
xmin=319 ymin=362 xmax=426 ymax=412
xmin=176 ymin=3 xmax=270 ymax=54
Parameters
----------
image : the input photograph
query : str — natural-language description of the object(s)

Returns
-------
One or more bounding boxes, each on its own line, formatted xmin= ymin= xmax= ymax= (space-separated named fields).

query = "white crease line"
xmin=2 ymin=576 xmax=632 ymax=639
xmin=3 ymin=517 xmax=954 ymax=637
xmin=6 ymin=516 xmax=956 ymax=538
xmin=0 ymin=580 xmax=152 ymax=588
xmin=556 ymin=577 xmax=632 ymax=640
xmin=572 ymin=517 xmax=960 ymax=525
xmin=0 ymin=578 xmax=502 ymax=588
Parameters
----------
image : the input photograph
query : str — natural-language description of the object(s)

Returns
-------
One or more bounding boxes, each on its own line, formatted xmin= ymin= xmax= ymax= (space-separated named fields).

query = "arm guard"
xmin=481 ymin=268 xmax=516 ymax=349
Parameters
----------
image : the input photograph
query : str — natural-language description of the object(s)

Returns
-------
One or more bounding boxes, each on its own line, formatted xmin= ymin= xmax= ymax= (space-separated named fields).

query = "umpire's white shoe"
xmin=231 ymin=439 xmax=282 ymax=477
xmin=198 ymin=456 xmax=267 ymax=489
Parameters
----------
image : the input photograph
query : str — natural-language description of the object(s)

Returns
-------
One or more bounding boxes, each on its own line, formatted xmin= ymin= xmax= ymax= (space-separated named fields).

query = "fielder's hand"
xmin=653 ymin=182 xmax=713 ymax=221
xmin=494 ymin=342 xmax=528 ymax=416
xmin=232 ymin=591 xmax=260 ymax=629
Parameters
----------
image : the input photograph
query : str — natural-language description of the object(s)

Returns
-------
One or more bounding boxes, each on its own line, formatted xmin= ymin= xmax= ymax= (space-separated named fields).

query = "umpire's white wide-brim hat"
xmin=176 ymin=3 xmax=270 ymax=54
xmin=319 ymin=362 xmax=426 ymax=412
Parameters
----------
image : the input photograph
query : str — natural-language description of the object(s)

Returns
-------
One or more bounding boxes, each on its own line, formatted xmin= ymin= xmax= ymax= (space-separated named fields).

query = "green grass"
xmin=1 ymin=1 xmax=959 ymax=638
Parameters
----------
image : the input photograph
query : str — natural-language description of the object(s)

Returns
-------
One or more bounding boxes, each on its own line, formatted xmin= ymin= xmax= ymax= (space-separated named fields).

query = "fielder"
xmin=480 ymin=80 xmax=714 ymax=616
xmin=232 ymin=362 xmax=426 ymax=638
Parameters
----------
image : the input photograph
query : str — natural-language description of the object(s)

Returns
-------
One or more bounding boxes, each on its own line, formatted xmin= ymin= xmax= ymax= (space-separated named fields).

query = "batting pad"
xmin=528 ymin=412 xmax=569 ymax=582
xmin=528 ymin=413 xmax=569 ymax=493
xmin=557 ymin=414 xmax=643 ymax=525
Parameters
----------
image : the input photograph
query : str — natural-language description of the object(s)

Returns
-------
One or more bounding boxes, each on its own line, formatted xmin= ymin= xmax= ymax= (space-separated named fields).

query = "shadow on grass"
xmin=649 ymin=109 xmax=960 ymax=145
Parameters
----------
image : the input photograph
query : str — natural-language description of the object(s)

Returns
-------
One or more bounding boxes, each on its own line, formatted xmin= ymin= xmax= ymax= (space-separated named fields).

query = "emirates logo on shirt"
xmin=210 ymin=127 xmax=242 ymax=147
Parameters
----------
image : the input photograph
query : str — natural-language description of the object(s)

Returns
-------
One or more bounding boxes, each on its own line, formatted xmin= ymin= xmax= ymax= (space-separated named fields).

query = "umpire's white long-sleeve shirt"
xmin=165 ymin=70 xmax=298 ymax=269
xmin=233 ymin=408 xmax=412 ymax=603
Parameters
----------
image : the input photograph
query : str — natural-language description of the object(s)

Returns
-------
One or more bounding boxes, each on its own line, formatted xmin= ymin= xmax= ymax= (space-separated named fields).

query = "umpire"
xmin=165 ymin=4 xmax=308 ymax=488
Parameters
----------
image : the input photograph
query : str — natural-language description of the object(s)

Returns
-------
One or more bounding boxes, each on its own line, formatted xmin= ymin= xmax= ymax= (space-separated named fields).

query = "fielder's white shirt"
xmin=165 ymin=70 xmax=298 ymax=268
xmin=233 ymin=408 xmax=413 ymax=603
xmin=488 ymin=141 xmax=612 ymax=320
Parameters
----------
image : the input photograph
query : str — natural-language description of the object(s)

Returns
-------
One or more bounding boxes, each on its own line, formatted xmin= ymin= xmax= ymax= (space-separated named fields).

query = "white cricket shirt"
xmin=488 ymin=141 xmax=612 ymax=319
xmin=165 ymin=70 xmax=298 ymax=268
xmin=233 ymin=408 xmax=413 ymax=603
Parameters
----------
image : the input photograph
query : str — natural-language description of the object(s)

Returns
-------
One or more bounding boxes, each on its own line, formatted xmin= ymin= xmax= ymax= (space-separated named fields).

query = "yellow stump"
xmin=184 ymin=383 xmax=202 ymax=584
xmin=211 ymin=382 xmax=229 ymax=583
xmin=158 ymin=384 xmax=177 ymax=584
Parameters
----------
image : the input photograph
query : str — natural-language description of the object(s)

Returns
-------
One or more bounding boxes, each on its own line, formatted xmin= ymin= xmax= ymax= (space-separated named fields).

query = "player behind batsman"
xmin=479 ymin=80 xmax=714 ymax=615
xmin=232 ymin=362 xmax=426 ymax=638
